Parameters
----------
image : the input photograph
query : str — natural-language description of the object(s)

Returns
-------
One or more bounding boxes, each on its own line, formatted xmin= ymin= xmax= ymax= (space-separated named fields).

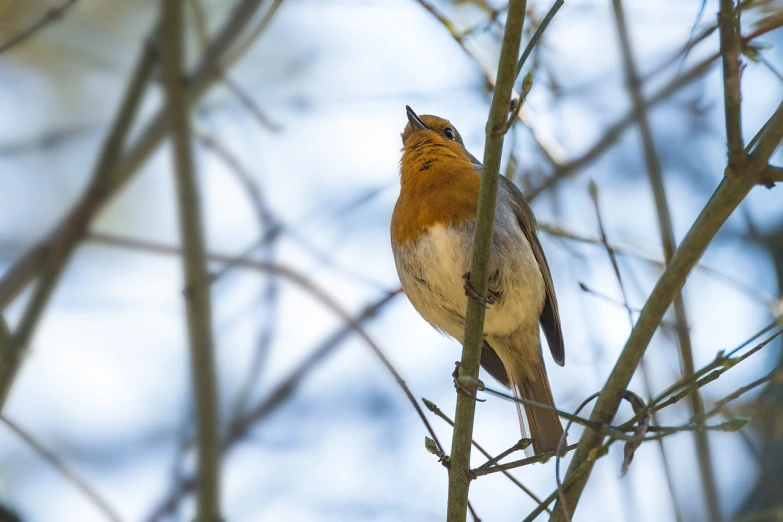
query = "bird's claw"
xmin=452 ymin=362 xmax=486 ymax=402
xmin=462 ymin=272 xmax=497 ymax=309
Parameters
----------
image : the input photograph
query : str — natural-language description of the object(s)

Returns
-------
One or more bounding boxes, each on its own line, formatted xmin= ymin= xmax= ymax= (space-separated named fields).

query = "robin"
xmin=390 ymin=106 xmax=565 ymax=455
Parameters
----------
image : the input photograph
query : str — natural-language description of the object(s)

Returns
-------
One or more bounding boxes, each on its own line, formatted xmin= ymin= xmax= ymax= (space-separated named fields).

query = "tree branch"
xmin=1 ymin=414 xmax=121 ymax=522
xmin=161 ymin=1 xmax=220 ymax=519
xmin=447 ymin=2 xmax=528 ymax=520
xmin=719 ymin=0 xmax=745 ymax=168
xmin=550 ymin=92 xmax=783 ymax=519
xmin=611 ymin=0 xmax=717 ymax=519
xmin=147 ymin=290 xmax=401 ymax=520
xmin=0 ymin=0 xmax=79 ymax=55
xmin=0 ymin=0 xmax=285 ymax=311
xmin=0 ymin=28 xmax=157 ymax=412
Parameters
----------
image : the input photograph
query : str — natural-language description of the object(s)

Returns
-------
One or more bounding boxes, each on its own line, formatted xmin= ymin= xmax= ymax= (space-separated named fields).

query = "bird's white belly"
xmin=394 ymin=223 xmax=545 ymax=342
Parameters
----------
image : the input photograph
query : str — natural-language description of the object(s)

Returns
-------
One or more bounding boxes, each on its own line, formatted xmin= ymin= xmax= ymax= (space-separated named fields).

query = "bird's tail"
xmin=506 ymin=355 xmax=565 ymax=457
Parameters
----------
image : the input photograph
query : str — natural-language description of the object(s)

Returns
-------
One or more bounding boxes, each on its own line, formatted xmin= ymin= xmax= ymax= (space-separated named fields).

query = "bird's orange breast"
xmin=391 ymin=139 xmax=481 ymax=245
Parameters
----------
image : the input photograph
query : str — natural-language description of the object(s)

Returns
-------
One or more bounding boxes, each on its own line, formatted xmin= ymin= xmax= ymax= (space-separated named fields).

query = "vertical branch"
xmin=718 ymin=0 xmax=745 ymax=168
xmin=0 ymin=31 xmax=157 ymax=412
xmin=447 ymin=1 xmax=528 ymax=520
xmin=0 ymin=314 xmax=12 ymax=407
xmin=610 ymin=1 xmax=719 ymax=520
xmin=589 ymin=181 xmax=683 ymax=522
xmin=161 ymin=1 xmax=221 ymax=521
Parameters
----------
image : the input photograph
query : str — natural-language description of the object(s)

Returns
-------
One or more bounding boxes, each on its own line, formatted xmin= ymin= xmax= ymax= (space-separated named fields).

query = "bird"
xmin=390 ymin=106 xmax=565 ymax=455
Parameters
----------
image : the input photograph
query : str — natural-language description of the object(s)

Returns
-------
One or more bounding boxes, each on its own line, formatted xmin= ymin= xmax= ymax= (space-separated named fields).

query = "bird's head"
xmin=400 ymin=106 xmax=481 ymax=169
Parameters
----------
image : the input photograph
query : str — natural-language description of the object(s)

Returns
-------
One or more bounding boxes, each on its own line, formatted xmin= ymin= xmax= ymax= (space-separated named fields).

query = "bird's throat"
xmin=392 ymin=151 xmax=480 ymax=245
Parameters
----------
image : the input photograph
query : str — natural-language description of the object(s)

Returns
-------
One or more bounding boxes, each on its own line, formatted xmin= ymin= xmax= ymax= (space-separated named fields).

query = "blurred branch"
xmin=551 ymin=95 xmax=783 ymax=519
xmin=1 ymin=414 xmax=121 ymax=522
xmin=448 ymin=1 xmax=528 ymax=520
xmin=578 ymin=282 xmax=676 ymax=329
xmin=648 ymin=329 xmax=782 ymax=418
xmin=747 ymin=100 xmax=783 ymax=165
xmin=413 ymin=0 xmax=567 ymax=166
xmin=85 ymin=232 xmax=448 ymax=516
xmin=0 ymin=31 xmax=157 ymax=412
xmin=0 ymin=314 xmax=13 ymax=409
xmin=0 ymin=0 xmax=79 ymax=55
xmin=482 ymin=328 xmax=780 ymax=479
xmin=514 ymin=1 xmax=562 ymax=79
xmin=589 ymin=179 xmax=683 ymax=521
xmin=189 ymin=0 xmax=280 ymax=131
xmin=0 ymin=0 xmax=286 ymax=311
xmin=0 ymin=124 xmax=96 ymax=158
xmin=191 ymin=125 xmax=281 ymax=417
xmin=611 ymin=0 xmax=717 ymax=519
xmin=527 ymin=18 xmax=781 ymax=201
xmin=704 ymin=368 xmax=783 ymax=419
xmin=147 ymin=289 xmax=401 ymax=520
xmin=548 ymin=224 xmax=777 ymax=308
xmin=719 ymin=0 xmax=746 ymax=169
xmin=193 ymin=127 xmax=386 ymax=291
xmin=161 ymin=0 xmax=221 ymax=520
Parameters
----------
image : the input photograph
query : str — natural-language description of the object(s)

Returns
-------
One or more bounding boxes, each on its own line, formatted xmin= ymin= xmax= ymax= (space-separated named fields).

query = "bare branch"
xmin=611 ymin=0 xmax=718 ymax=518
xmin=0 ymin=0 xmax=79 ymax=55
xmin=161 ymin=1 xmax=221 ymax=519
xmin=146 ymin=290 xmax=401 ymax=520
xmin=0 ymin=30 xmax=157 ymax=412
xmin=719 ymin=0 xmax=746 ymax=167
xmin=0 ymin=0 xmax=286 ymax=311
xmin=1 ymin=414 xmax=122 ymax=522
xmin=551 ymin=165 xmax=773 ymax=520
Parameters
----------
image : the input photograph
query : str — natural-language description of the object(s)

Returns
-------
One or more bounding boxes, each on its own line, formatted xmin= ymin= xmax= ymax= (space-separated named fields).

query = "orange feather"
xmin=391 ymin=116 xmax=481 ymax=245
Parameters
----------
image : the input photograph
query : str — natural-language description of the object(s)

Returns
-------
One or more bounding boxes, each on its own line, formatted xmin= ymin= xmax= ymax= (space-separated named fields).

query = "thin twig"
xmin=527 ymin=15 xmax=783 ymax=201
xmin=521 ymin=441 xmax=614 ymax=522
xmin=472 ymin=443 xmax=579 ymax=478
xmin=578 ymin=282 xmax=676 ymax=329
xmin=0 ymin=0 xmax=79 ymax=54
xmin=188 ymin=0 xmax=280 ymax=131
xmin=514 ymin=0 xmax=563 ymax=79
xmin=554 ymin=392 xmax=603 ymax=522
xmin=541 ymin=223 xmax=776 ymax=308
xmin=412 ymin=0 xmax=567 ymax=167
xmin=147 ymin=290 xmax=401 ymax=521
xmin=161 ymin=1 xmax=221 ymax=519
xmin=421 ymin=398 xmax=551 ymax=513
xmin=589 ymin=179 xmax=683 ymax=520
xmin=86 ymin=231 xmax=447 ymax=481
xmin=446 ymin=2 xmax=528 ymax=520
xmin=1 ymin=414 xmax=122 ymax=522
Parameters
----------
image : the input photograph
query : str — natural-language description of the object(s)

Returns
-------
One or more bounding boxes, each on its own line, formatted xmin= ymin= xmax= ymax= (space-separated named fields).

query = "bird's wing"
xmin=471 ymin=158 xmax=564 ymax=365
xmin=500 ymin=175 xmax=565 ymax=366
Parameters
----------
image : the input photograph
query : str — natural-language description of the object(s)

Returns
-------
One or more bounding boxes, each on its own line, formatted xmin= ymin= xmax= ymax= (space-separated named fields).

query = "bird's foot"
xmin=452 ymin=361 xmax=485 ymax=402
xmin=462 ymin=272 xmax=497 ymax=309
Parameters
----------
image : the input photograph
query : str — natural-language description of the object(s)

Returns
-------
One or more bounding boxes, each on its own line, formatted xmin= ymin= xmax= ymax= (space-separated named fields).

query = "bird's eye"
xmin=444 ymin=128 xmax=455 ymax=140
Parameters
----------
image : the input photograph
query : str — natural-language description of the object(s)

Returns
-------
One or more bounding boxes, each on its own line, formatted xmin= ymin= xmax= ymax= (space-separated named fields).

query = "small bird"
xmin=390 ymin=106 xmax=565 ymax=455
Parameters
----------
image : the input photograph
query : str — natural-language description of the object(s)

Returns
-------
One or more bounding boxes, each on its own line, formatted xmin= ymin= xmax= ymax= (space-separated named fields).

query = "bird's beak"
xmin=406 ymin=105 xmax=429 ymax=132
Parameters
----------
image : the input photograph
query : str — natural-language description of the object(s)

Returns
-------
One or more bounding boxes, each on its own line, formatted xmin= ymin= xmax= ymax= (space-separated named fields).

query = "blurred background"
xmin=0 ymin=0 xmax=782 ymax=521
